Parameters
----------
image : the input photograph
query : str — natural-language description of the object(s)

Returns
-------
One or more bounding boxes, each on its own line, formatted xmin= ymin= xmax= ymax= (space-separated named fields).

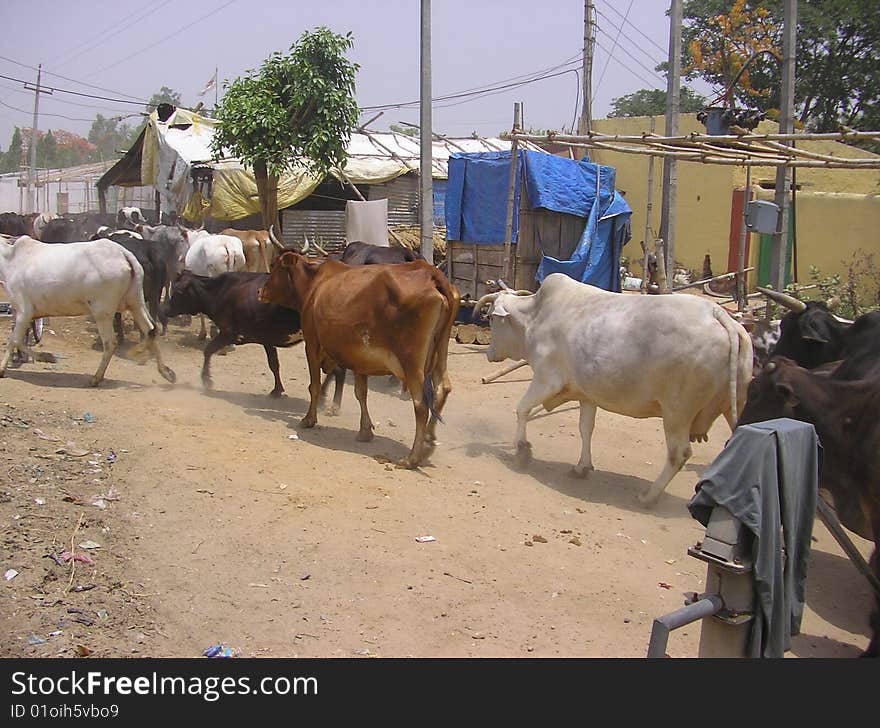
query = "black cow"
xmin=37 ymin=216 xmax=90 ymax=243
xmin=335 ymin=241 xmax=423 ymax=266
xmin=161 ymin=271 xmax=305 ymax=397
xmin=738 ymin=357 xmax=880 ymax=657
xmin=136 ymin=224 xmax=190 ymax=301
xmin=760 ymin=288 xmax=880 ymax=379
xmin=0 ymin=212 xmax=28 ymax=236
xmin=91 ymin=230 xmax=165 ymax=343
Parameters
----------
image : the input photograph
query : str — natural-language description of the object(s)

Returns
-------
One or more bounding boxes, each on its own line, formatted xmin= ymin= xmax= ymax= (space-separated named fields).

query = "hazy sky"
xmin=0 ymin=0 xmax=718 ymax=150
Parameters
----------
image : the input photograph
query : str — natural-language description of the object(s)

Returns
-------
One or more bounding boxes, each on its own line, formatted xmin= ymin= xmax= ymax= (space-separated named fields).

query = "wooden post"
xmin=654 ymin=238 xmax=669 ymax=294
xmin=482 ymin=359 xmax=529 ymax=384
xmin=503 ymin=103 xmax=521 ymax=285
xmin=737 ymin=165 xmax=752 ymax=311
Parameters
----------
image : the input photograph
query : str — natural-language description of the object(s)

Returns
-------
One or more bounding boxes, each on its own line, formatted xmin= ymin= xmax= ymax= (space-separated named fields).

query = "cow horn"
xmin=268 ymin=224 xmax=284 ymax=250
xmin=756 ymin=286 xmax=807 ymax=313
xmin=302 ymin=235 xmax=310 ymax=254
xmin=474 ymin=291 xmax=502 ymax=313
xmin=314 ymin=240 xmax=329 ymax=256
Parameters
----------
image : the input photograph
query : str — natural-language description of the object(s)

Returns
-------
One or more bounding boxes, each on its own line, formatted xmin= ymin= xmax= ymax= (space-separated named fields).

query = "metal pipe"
xmin=646 ymin=595 xmax=723 ymax=658
xmin=816 ymin=498 xmax=880 ymax=599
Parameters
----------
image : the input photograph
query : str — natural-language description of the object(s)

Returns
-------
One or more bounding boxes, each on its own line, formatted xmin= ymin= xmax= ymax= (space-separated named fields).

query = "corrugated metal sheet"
xmin=281 ymin=209 xmax=347 ymax=253
xmin=368 ymin=174 xmax=420 ymax=227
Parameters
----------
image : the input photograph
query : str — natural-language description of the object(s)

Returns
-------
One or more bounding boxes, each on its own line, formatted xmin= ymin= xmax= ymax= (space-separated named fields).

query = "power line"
xmin=0 ymin=98 xmax=94 ymax=123
xmin=593 ymin=8 xmax=666 ymax=70
xmin=0 ymin=73 xmax=151 ymax=106
xmin=594 ymin=0 xmax=636 ymax=99
xmin=361 ymin=55 xmax=582 ymax=112
xmin=591 ymin=37 xmax=665 ymax=91
xmin=594 ymin=26 xmax=667 ymax=84
xmin=49 ymin=0 xmax=175 ymax=67
xmin=597 ymin=0 xmax=668 ymax=55
xmin=0 ymin=54 xmax=147 ymax=103
xmin=85 ymin=0 xmax=239 ymax=77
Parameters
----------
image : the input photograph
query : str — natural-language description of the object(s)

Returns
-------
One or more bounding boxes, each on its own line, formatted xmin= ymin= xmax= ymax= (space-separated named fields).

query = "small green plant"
xmin=777 ymin=249 xmax=880 ymax=320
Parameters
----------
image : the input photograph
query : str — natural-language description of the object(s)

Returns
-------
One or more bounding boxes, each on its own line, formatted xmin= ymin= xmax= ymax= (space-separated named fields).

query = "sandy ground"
xmin=0 ymin=309 xmax=874 ymax=659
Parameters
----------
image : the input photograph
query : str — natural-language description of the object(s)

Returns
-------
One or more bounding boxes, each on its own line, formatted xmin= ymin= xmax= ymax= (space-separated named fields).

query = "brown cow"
xmin=221 ymin=228 xmax=273 ymax=273
xmin=258 ymin=251 xmax=460 ymax=468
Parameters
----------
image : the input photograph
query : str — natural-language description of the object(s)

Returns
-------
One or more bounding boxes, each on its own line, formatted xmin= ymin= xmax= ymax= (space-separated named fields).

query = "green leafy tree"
xmin=88 ymin=114 xmax=134 ymax=161
xmin=390 ymin=123 xmax=418 ymax=137
xmin=0 ymin=127 xmax=24 ymax=173
xmin=147 ymin=86 xmax=182 ymax=111
xmin=681 ymin=0 xmax=880 ymax=144
xmin=211 ymin=27 xmax=360 ymax=228
xmin=608 ymin=87 xmax=708 ymax=117
xmin=36 ymin=130 xmax=58 ymax=168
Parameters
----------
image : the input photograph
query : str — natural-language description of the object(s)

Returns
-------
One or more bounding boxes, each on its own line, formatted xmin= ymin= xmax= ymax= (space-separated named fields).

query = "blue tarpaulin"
xmin=445 ymin=149 xmax=632 ymax=290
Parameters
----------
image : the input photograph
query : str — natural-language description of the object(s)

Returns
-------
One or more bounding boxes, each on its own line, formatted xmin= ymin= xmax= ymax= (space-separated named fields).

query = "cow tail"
xmin=714 ymin=306 xmax=744 ymax=425
xmin=422 ymin=280 xmax=460 ymax=425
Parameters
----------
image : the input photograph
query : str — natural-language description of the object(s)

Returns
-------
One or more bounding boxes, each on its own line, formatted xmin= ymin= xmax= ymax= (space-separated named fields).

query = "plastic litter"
xmin=27 ymin=635 xmax=46 ymax=645
xmin=59 ymin=551 xmax=94 ymax=566
xmin=82 ymin=413 xmax=95 ymax=423
xmin=78 ymin=540 xmax=101 ymax=550
xmin=415 ymin=536 xmax=436 ymax=543
xmin=4 ymin=569 xmax=19 ymax=581
xmin=107 ymin=451 xmax=117 ymax=464
xmin=203 ymin=644 xmax=238 ymax=658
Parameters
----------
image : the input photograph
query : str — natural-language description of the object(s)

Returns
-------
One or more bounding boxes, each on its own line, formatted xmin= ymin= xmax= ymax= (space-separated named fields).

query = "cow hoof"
xmin=356 ymin=430 xmax=374 ymax=442
xmin=301 ymin=415 xmax=317 ymax=429
xmin=638 ymin=490 xmax=661 ymax=507
xmin=396 ymin=457 xmax=419 ymax=470
xmin=269 ymin=389 xmax=285 ymax=399
xmin=201 ymin=377 xmax=213 ymax=390
xmin=324 ymin=404 xmax=340 ymax=416
xmin=569 ymin=465 xmax=593 ymax=479
xmin=514 ymin=441 xmax=533 ymax=468
xmin=161 ymin=366 xmax=176 ymax=384
xmin=690 ymin=433 xmax=708 ymax=443
xmin=88 ymin=377 xmax=103 ymax=388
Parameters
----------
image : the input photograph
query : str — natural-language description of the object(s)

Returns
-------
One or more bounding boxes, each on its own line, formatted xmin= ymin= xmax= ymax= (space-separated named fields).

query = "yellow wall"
xmin=590 ymin=114 xmax=880 ymax=286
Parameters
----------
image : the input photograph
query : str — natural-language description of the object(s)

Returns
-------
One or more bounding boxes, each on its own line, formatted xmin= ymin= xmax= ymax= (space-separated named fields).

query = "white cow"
xmin=181 ymin=228 xmax=247 ymax=338
xmin=475 ymin=274 xmax=753 ymax=505
xmin=0 ymin=236 xmax=176 ymax=386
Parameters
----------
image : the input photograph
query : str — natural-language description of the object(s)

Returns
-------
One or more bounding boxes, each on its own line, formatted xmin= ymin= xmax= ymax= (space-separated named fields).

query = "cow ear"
xmin=775 ymin=382 xmax=799 ymax=407
xmin=491 ymin=299 xmax=510 ymax=318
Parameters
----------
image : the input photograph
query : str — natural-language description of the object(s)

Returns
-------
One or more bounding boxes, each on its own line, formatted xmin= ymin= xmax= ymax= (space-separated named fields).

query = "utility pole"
xmin=659 ymin=0 xmax=682 ymax=286
xmin=770 ymin=0 xmax=797 ymax=291
xmin=419 ymin=0 xmax=434 ymax=264
xmin=577 ymin=0 xmax=594 ymax=140
xmin=24 ymin=64 xmax=52 ymax=214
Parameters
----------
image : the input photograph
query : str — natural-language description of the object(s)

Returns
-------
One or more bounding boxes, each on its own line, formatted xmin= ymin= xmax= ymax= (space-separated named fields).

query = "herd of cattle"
xmin=0 ymin=207 xmax=877 ymax=657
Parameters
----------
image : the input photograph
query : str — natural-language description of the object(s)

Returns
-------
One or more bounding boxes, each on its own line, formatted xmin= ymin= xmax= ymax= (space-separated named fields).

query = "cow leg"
xmin=128 ymin=304 xmax=176 ymax=384
xmin=0 ymin=309 xmax=34 ymax=376
xmin=263 ymin=345 xmax=284 ymax=398
xmin=399 ymin=366 xmax=431 ymax=469
xmin=90 ymin=315 xmax=118 ymax=387
xmin=201 ymin=332 xmax=234 ymax=389
xmin=354 ymin=373 xmax=374 ymax=442
xmin=321 ymin=367 xmax=346 ymax=416
xmin=301 ymin=346 xmax=323 ymax=429
xmin=113 ymin=312 xmax=125 ymax=346
xmin=513 ymin=375 xmax=565 ymax=467
xmin=198 ymin=314 xmax=207 ymax=340
xmin=639 ymin=418 xmax=692 ymax=506
xmin=424 ymin=371 xmax=453 ymax=453
xmin=571 ymin=402 xmax=597 ymax=478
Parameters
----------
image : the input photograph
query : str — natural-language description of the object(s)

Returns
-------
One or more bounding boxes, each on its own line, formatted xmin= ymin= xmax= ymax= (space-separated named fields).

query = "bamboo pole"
xmin=481 ymin=359 xmax=528 ymax=384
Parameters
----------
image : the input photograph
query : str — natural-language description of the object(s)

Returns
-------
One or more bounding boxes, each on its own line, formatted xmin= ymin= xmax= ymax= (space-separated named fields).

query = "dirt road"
xmin=0 ymin=313 xmax=873 ymax=658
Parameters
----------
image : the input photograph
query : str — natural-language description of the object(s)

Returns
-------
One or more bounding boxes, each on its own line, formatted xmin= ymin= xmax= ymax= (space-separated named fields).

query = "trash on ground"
xmin=75 ymin=645 xmax=91 ymax=657
xmin=82 ymin=413 xmax=95 ymax=423
xmin=288 ymin=433 xmax=299 ymax=440
xmin=415 ymin=535 xmax=436 ymax=543
xmin=4 ymin=569 xmax=19 ymax=581
xmin=203 ymin=644 xmax=238 ymax=658
xmin=658 ymin=582 xmax=673 ymax=590
xmin=59 ymin=551 xmax=94 ymax=566
xmin=27 ymin=635 xmax=46 ymax=645
xmin=56 ymin=444 xmax=89 ymax=457
xmin=107 ymin=451 xmax=117 ymax=463
xmin=78 ymin=540 xmax=101 ymax=550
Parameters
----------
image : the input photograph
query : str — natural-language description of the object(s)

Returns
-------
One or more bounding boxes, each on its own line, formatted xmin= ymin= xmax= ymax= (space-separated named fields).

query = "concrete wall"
xmin=590 ymin=114 xmax=880 ymax=287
